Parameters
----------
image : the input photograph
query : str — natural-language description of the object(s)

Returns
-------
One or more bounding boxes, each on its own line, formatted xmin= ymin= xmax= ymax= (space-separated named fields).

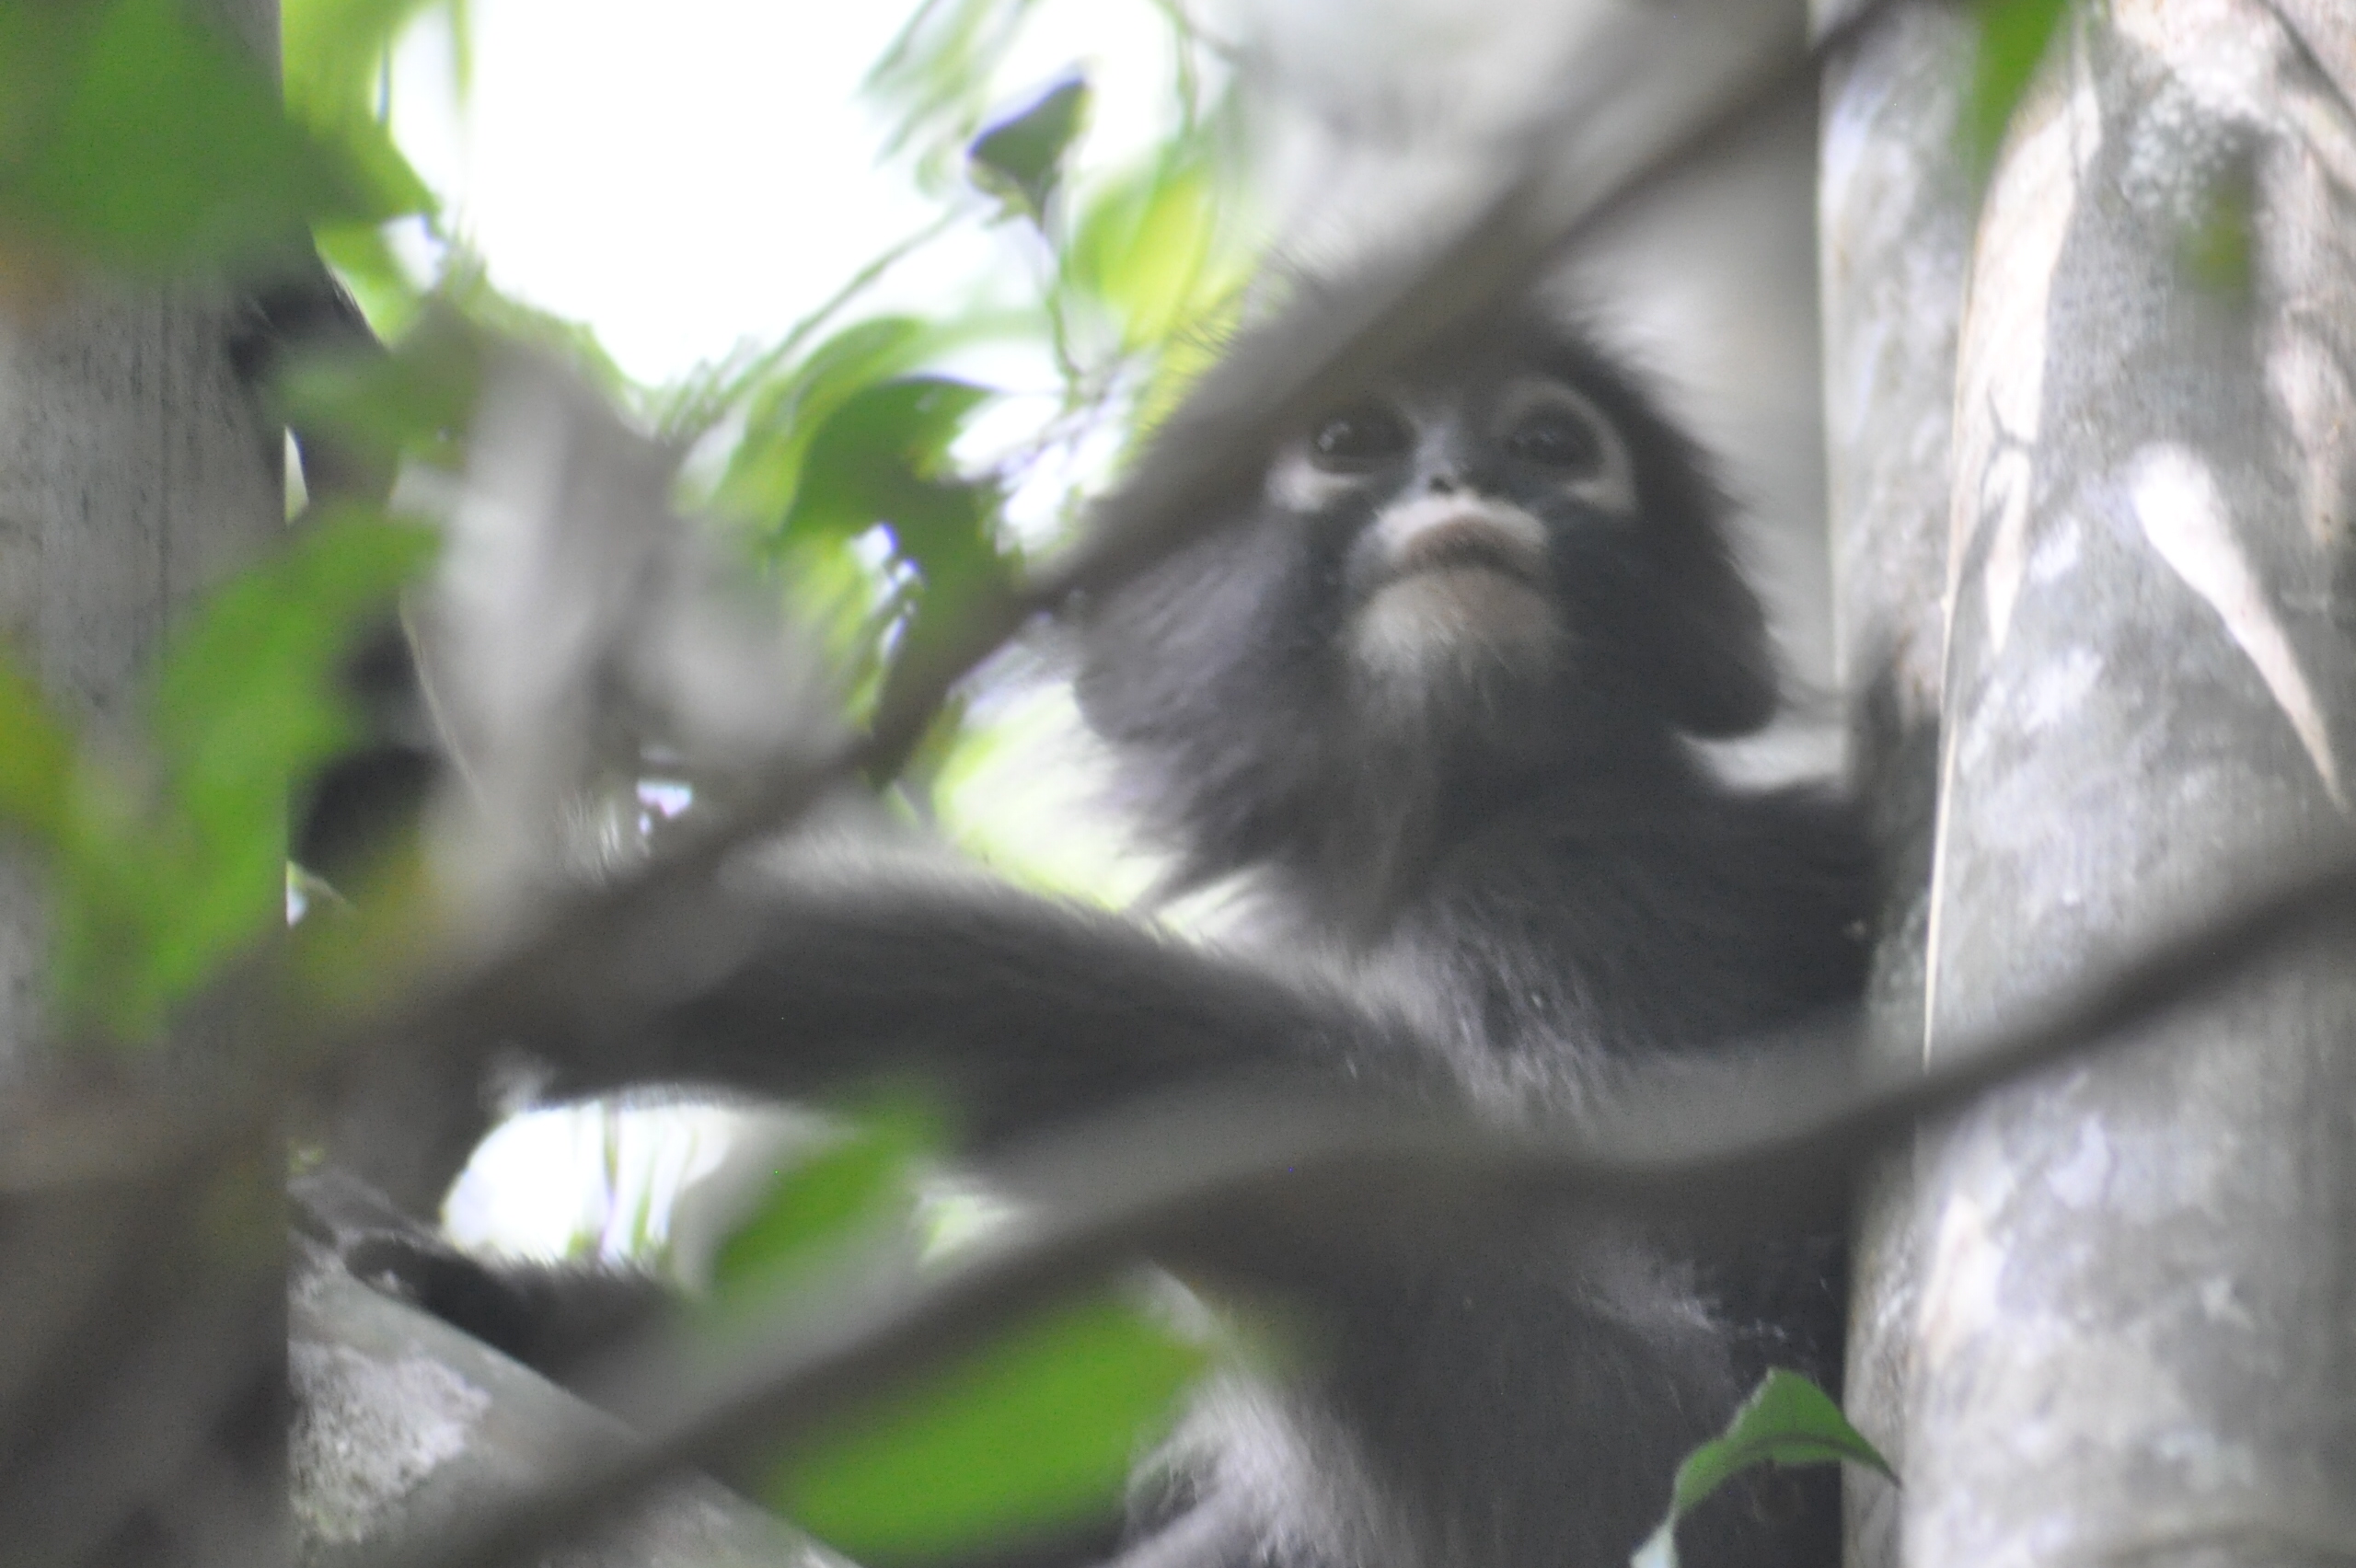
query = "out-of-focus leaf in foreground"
xmin=1060 ymin=141 xmax=1250 ymax=430
xmin=283 ymin=0 xmax=456 ymax=219
xmin=768 ymin=1295 xmax=1207 ymax=1563
xmin=795 ymin=376 xmax=1016 ymax=728
xmin=283 ymin=305 xmax=486 ymax=478
xmin=282 ymin=0 xmax=471 ymax=334
xmin=1632 ymin=1370 xmax=1894 ymax=1568
xmin=1065 ymin=149 xmax=1225 ymax=355
xmin=713 ymin=1102 xmax=940 ymax=1292
xmin=715 ymin=317 xmax=947 ymax=526
xmin=786 ymin=377 xmax=1001 ymax=569
xmin=0 ymin=515 xmax=436 ymax=1044
xmin=0 ymin=0 xmax=423 ymax=276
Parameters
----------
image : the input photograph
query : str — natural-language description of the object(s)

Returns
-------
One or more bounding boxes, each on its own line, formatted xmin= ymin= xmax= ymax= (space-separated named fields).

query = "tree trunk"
xmin=1900 ymin=5 xmax=2356 ymax=1563
xmin=0 ymin=0 xmax=290 ymax=1559
xmin=1812 ymin=2 xmax=1972 ymax=1564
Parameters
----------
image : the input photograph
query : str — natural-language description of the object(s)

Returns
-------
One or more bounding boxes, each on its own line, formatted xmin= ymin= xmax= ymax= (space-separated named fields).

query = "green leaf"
xmin=283 ymin=0 xmax=452 ymax=122
xmin=769 ymin=1297 xmax=1208 ymax=1563
xmin=784 ymin=376 xmax=997 ymax=548
xmin=1063 ymin=148 xmax=1241 ymax=359
xmin=314 ymin=219 xmax=428 ymax=340
xmin=0 ymin=9 xmax=80 ymax=179
xmin=713 ymin=1104 xmax=939 ymax=1290
xmin=282 ymin=0 xmax=451 ymax=235
xmin=42 ymin=512 xmax=438 ymax=1043
xmin=1631 ymin=1370 xmax=1893 ymax=1568
xmin=968 ymin=75 xmax=1089 ymax=224
xmin=714 ymin=317 xmax=944 ymax=525
xmin=864 ymin=0 xmax=1044 ymax=191
xmin=776 ymin=374 xmax=1014 ymax=737
xmin=152 ymin=511 xmax=440 ymax=818
xmin=282 ymin=306 xmax=485 ymax=477
xmin=1966 ymin=0 xmax=2069 ymax=169
xmin=0 ymin=0 xmax=418 ymax=272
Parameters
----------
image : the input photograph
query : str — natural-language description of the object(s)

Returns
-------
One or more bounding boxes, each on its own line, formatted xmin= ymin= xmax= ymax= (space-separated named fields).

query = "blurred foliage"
xmin=676 ymin=0 xmax=1252 ymax=794
xmin=0 ymin=516 xmax=435 ymax=1044
xmin=283 ymin=0 xmax=468 ymax=191
xmin=0 ymin=0 xmax=425 ymax=284
xmin=1631 ymin=1370 xmax=1894 ymax=1568
xmin=284 ymin=303 xmax=483 ymax=474
xmin=1964 ymin=0 xmax=2069 ymax=170
xmin=279 ymin=0 xmax=1251 ymax=806
xmin=867 ymin=0 xmax=1052 ymax=196
xmin=969 ymin=74 xmax=1091 ymax=224
xmin=276 ymin=4 xmax=1248 ymax=1551
xmin=768 ymin=1295 xmax=1208 ymax=1563
xmin=711 ymin=1101 xmax=940 ymax=1292
xmin=283 ymin=0 xmax=464 ymax=331
xmin=701 ymin=1100 xmax=1209 ymax=1562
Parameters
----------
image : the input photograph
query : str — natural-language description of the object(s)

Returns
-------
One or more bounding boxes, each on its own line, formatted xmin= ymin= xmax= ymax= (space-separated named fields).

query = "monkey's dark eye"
xmin=1308 ymin=402 xmax=1411 ymax=468
xmin=1505 ymin=406 xmax=1605 ymax=474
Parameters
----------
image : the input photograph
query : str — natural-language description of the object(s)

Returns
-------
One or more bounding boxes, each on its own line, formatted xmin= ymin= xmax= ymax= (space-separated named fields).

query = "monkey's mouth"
xmin=1353 ymin=499 xmax=1553 ymax=601
xmin=1345 ymin=499 xmax=1563 ymax=685
xmin=1386 ymin=523 xmax=1548 ymax=589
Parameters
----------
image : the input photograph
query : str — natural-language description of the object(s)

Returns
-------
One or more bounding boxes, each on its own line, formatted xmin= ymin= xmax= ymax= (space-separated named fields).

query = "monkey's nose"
xmin=1426 ymin=473 xmax=1461 ymax=495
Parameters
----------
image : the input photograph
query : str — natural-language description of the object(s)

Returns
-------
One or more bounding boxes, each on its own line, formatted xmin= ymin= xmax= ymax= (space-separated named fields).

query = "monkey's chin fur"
xmin=1345 ymin=567 xmax=1565 ymax=701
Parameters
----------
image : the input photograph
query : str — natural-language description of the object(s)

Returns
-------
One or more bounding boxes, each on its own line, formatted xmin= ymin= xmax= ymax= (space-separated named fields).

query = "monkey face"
xmin=1265 ymin=370 xmax=1645 ymax=710
xmin=1075 ymin=307 xmax=1778 ymax=880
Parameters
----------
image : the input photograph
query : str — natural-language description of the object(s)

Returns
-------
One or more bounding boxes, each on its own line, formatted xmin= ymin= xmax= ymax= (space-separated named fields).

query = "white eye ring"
xmin=1493 ymin=377 xmax=1638 ymax=518
xmin=1267 ymin=443 xmax=1377 ymax=512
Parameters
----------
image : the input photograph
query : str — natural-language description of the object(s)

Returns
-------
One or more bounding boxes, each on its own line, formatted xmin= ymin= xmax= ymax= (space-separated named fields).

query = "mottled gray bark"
xmin=291 ymin=1221 xmax=811 ymax=1568
xmin=1906 ymin=5 xmax=2356 ymax=1565
xmin=1811 ymin=3 xmax=1972 ymax=1565
xmin=0 ymin=0 xmax=284 ymax=1055
xmin=0 ymin=2 xmax=294 ymax=1562
xmin=0 ymin=282 xmax=284 ymax=1061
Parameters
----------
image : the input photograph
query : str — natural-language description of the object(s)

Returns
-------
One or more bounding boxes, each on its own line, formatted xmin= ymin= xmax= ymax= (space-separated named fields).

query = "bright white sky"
xmin=387 ymin=0 xmax=1178 ymax=390
xmin=387 ymin=0 xmax=938 ymax=385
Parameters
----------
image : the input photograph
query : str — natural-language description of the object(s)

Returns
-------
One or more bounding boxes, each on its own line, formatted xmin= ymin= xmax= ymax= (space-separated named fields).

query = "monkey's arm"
xmin=525 ymin=869 xmax=1429 ymax=1147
